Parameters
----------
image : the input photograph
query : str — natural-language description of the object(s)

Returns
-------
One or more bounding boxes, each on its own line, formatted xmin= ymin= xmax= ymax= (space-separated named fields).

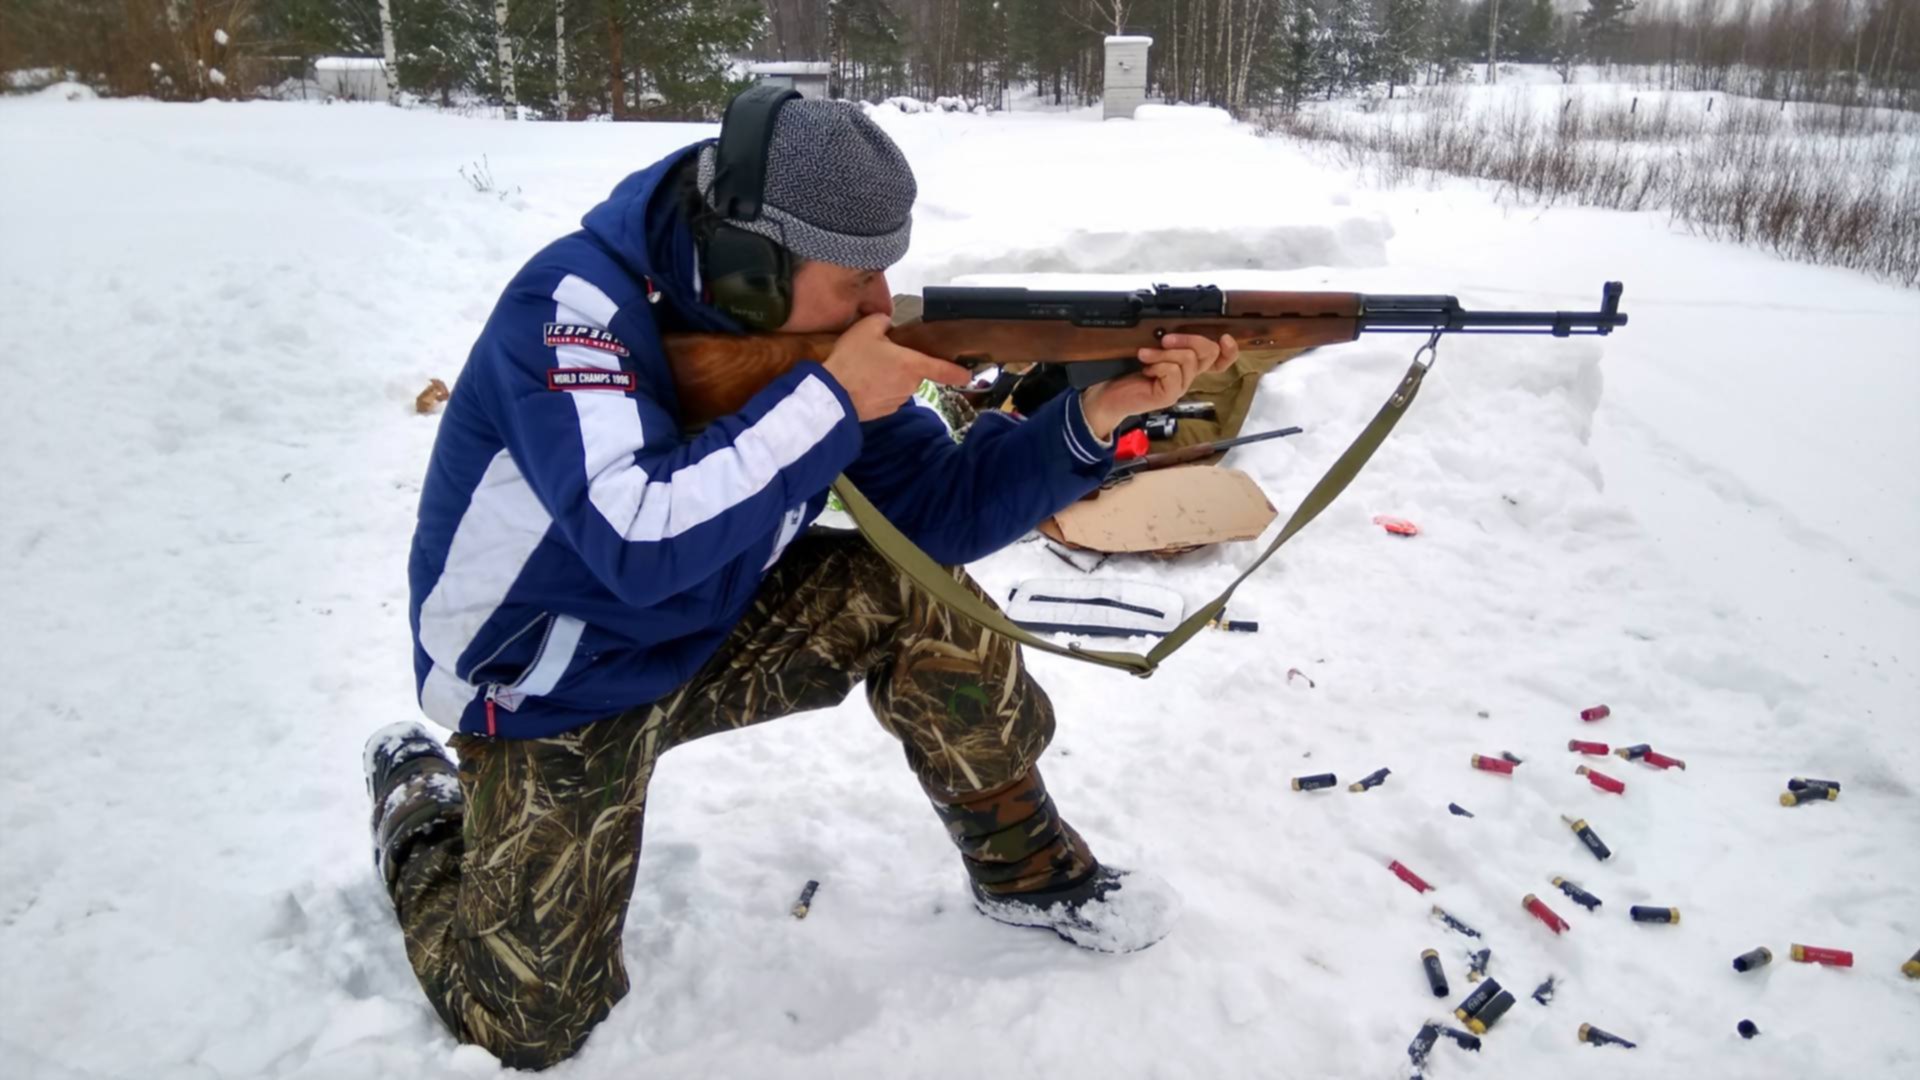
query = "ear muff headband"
xmin=706 ymin=86 xmax=801 ymax=330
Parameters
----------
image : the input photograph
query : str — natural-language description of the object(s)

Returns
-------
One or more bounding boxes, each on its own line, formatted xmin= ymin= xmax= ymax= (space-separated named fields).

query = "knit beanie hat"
xmin=696 ymin=99 xmax=917 ymax=270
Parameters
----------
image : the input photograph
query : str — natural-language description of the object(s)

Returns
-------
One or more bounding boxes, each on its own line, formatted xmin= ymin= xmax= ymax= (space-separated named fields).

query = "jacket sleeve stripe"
xmin=416 ymin=447 xmax=554 ymax=676
xmin=546 ymin=276 xmax=848 ymax=543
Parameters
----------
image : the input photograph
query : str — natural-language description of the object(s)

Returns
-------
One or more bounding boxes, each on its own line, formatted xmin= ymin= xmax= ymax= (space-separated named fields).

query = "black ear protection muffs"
xmin=704 ymin=85 xmax=802 ymax=331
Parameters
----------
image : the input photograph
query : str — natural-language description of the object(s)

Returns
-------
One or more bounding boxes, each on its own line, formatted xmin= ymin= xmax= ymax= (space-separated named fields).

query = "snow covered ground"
xmin=2 ymin=93 xmax=1917 ymax=1080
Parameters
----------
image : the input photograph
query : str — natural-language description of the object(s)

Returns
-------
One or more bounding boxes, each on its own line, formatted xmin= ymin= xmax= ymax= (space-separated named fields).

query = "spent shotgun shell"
xmin=1432 ymin=905 xmax=1482 ymax=938
xmin=1466 ymin=990 xmax=1517 ymax=1034
xmin=1790 ymin=943 xmax=1853 ymax=967
xmin=1453 ymin=979 xmax=1502 ymax=1023
xmin=1629 ymin=905 xmax=1680 ymax=924
xmin=1466 ymin=947 xmax=1491 ymax=982
xmin=1501 ymin=750 xmax=1525 ymax=764
xmin=1407 ymin=1023 xmax=1439 ymax=1068
xmin=1349 ymin=767 xmax=1391 ymax=792
xmin=1563 ymin=815 xmax=1613 ymax=860
xmin=1438 ymin=1026 xmax=1482 ymax=1052
xmin=1471 ymin=754 xmax=1516 ymax=775
xmin=1422 ymin=949 xmax=1450 ymax=997
xmin=1292 ymin=772 xmax=1338 ymax=792
xmin=1577 ymin=765 xmax=1626 ymax=794
xmin=1569 ymin=739 xmax=1610 ymax=755
xmin=1390 ymin=859 xmax=1434 ymax=893
xmin=1788 ymin=777 xmax=1841 ymax=792
xmin=1552 ymin=875 xmax=1602 ymax=911
xmin=790 ymin=879 xmax=820 ymax=919
xmin=1904 ymin=949 xmax=1920 ymax=978
xmin=1581 ymin=704 xmax=1611 ymax=722
xmin=1532 ymin=975 xmax=1557 ymax=1005
xmin=1642 ymin=748 xmax=1686 ymax=770
xmin=1578 ymin=1023 xmax=1636 ymax=1048
xmin=1738 ymin=1019 xmax=1760 ymax=1039
xmin=1780 ymin=786 xmax=1838 ymax=806
xmin=1731 ymin=946 xmax=1773 ymax=972
xmin=1523 ymin=893 xmax=1571 ymax=934
xmin=1448 ymin=802 xmax=1475 ymax=818
xmin=1614 ymin=743 xmax=1651 ymax=761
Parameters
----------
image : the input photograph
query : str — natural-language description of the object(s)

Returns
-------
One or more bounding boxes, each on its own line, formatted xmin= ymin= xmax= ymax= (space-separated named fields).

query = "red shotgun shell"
xmin=1577 ymin=765 xmax=1626 ymax=794
xmin=1568 ymin=739 xmax=1609 ymax=755
xmin=1471 ymin=754 xmax=1516 ymax=775
xmin=1790 ymin=944 xmax=1853 ymax=967
xmin=1523 ymin=893 xmax=1570 ymax=934
xmin=1643 ymin=749 xmax=1687 ymax=770
xmin=1580 ymin=704 xmax=1611 ymax=722
xmin=1389 ymin=860 xmax=1434 ymax=893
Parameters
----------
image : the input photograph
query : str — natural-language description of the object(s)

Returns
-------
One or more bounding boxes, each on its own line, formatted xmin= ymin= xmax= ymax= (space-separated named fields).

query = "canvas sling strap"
xmin=832 ymin=342 xmax=1438 ymax=677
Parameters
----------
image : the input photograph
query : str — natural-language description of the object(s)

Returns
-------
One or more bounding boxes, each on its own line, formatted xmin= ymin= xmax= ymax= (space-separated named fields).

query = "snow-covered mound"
xmin=0 ymin=93 xmax=1915 ymax=1080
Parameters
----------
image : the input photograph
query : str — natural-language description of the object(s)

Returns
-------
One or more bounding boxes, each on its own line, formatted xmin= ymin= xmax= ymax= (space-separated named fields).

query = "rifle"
xmin=661 ymin=282 xmax=1628 ymax=426
xmin=1105 ymin=425 xmax=1305 ymax=485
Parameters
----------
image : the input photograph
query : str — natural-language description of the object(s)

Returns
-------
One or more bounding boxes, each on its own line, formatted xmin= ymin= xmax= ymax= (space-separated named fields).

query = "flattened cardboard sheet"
xmin=1039 ymin=467 xmax=1277 ymax=554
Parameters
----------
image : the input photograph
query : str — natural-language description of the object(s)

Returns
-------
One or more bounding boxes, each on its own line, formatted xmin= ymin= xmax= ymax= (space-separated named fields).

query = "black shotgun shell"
xmin=1579 ymin=1023 xmax=1637 ymax=1048
xmin=1501 ymin=750 xmax=1524 ymax=764
xmin=1292 ymin=772 xmax=1337 ymax=792
xmin=1788 ymin=777 xmax=1841 ymax=792
xmin=1422 ymin=949 xmax=1450 ymax=997
xmin=1904 ymin=949 xmax=1920 ymax=979
xmin=1467 ymin=947 xmax=1491 ymax=982
xmin=1780 ymin=786 xmax=1838 ymax=806
xmin=1615 ymin=743 xmax=1651 ymax=761
xmin=1629 ymin=905 xmax=1680 ymax=924
xmin=1532 ymin=975 xmax=1557 ymax=1005
xmin=1454 ymin=979 xmax=1502 ymax=1022
xmin=1408 ymin=1022 xmax=1440 ymax=1067
xmin=1432 ymin=905 xmax=1482 ymax=938
xmin=1564 ymin=815 xmax=1613 ymax=860
xmin=1738 ymin=1019 xmax=1760 ymax=1039
xmin=1350 ymin=767 xmax=1391 ymax=792
xmin=1466 ymin=990 xmax=1517 ymax=1034
xmin=1552 ymin=875 xmax=1603 ymax=911
xmin=1449 ymin=802 xmax=1475 ymax=817
xmin=1732 ymin=946 xmax=1773 ymax=972
xmin=790 ymin=879 xmax=820 ymax=918
xmin=1438 ymin=1026 xmax=1482 ymax=1051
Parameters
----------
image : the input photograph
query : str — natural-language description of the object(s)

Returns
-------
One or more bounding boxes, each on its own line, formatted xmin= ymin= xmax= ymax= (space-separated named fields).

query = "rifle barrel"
xmin=1359 ymin=282 xmax=1627 ymax=337
xmin=1113 ymin=425 xmax=1304 ymax=475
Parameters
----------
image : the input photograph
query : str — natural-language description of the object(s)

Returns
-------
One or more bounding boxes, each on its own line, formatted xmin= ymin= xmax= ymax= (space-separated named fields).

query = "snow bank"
xmin=0 ymin=95 xmax=1915 ymax=1080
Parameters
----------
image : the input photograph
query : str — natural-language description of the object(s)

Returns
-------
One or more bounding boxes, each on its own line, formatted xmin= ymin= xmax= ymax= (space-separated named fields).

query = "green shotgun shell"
xmin=1292 ymin=772 xmax=1337 ymax=792
xmin=1629 ymin=905 xmax=1679 ymax=924
xmin=1732 ymin=946 xmax=1773 ymax=972
xmin=1454 ymin=979 xmax=1502 ymax=1023
xmin=1466 ymin=990 xmax=1516 ymax=1034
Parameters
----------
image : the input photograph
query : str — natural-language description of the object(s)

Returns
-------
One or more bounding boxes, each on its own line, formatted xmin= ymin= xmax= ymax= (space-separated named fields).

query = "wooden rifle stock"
xmin=660 ymin=290 xmax=1363 ymax=426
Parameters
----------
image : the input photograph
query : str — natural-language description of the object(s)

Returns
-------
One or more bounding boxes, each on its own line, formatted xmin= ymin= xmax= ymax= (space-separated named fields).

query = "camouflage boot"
xmin=363 ymin=720 xmax=464 ymax=894
xmin=929 ymin=769 xmax=1181 ymax=953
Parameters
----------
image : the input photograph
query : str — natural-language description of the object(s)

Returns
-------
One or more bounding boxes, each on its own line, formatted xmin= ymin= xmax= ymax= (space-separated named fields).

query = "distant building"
xmin=314 ymin=57 xmax=392 ymax=103
xmin=744 ymin=61 xmax=832 ymax=101
xmin=1104 ymin=36 xmax=1151 ymax=120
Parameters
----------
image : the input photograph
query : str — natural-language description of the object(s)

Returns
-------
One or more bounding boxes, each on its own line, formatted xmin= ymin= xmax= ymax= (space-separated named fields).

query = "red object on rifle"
xmin=1114 ymin=429 xmax=1149 ymax=461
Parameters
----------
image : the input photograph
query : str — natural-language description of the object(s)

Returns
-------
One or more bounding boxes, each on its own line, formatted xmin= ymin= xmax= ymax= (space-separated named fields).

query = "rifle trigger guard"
xmin=1411 ymin=329 xmax=1443 ymax=371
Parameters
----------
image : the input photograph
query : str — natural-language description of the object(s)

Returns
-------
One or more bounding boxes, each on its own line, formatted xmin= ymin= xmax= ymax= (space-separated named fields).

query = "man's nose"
xmin=857 ymin=272 xmax=894 ymax=318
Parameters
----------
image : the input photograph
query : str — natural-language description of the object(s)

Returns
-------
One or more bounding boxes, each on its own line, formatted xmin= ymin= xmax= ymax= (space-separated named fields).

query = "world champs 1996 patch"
xmin=543 ymin=322 xmax=630 ymax=357
xmin=548 ymin=369 xmax=637 ymax=392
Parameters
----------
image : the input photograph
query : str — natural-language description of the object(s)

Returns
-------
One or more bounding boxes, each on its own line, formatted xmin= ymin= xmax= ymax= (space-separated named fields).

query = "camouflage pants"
xmin=389 ymin=532 xmax=1091 ymax=1070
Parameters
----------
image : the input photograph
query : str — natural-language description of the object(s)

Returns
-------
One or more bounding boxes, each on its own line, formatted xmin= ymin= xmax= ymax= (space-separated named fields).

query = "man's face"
xmin=778 ymin=259 xmax=893 ymax=333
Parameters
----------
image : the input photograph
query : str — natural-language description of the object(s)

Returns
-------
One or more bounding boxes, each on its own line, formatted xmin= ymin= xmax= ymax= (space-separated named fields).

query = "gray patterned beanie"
xmin=696 ymin=99 xmax=916 ymax=270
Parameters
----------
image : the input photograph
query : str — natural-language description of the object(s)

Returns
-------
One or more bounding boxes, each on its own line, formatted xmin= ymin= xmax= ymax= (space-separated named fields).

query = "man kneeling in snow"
xmin=365 ymin=90 xmax=1236 ymax=1069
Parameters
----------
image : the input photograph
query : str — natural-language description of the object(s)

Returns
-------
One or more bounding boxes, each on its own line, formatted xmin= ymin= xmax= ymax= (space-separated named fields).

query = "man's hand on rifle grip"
xmin=1079 ymin=333 xmax=1240 ymax=442
xmin=821 ymin=313 xmax=971 ymax=422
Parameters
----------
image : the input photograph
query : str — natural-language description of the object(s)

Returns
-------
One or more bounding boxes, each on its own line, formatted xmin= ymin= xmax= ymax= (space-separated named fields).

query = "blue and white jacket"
xmin=408 ymin=144 xmax=1115 ymax=738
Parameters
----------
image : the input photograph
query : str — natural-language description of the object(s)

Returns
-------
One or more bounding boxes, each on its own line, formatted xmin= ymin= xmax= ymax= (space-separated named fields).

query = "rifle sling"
xmin=832 ymin=358 xmax=1430 ymax=676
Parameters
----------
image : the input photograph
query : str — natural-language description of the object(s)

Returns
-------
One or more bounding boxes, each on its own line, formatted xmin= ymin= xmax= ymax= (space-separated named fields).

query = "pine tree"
xmin=1378 ymin=0 xmax=1432 ymax=96
xmin=1577 ymin=0 xmax=1636 ymax=65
